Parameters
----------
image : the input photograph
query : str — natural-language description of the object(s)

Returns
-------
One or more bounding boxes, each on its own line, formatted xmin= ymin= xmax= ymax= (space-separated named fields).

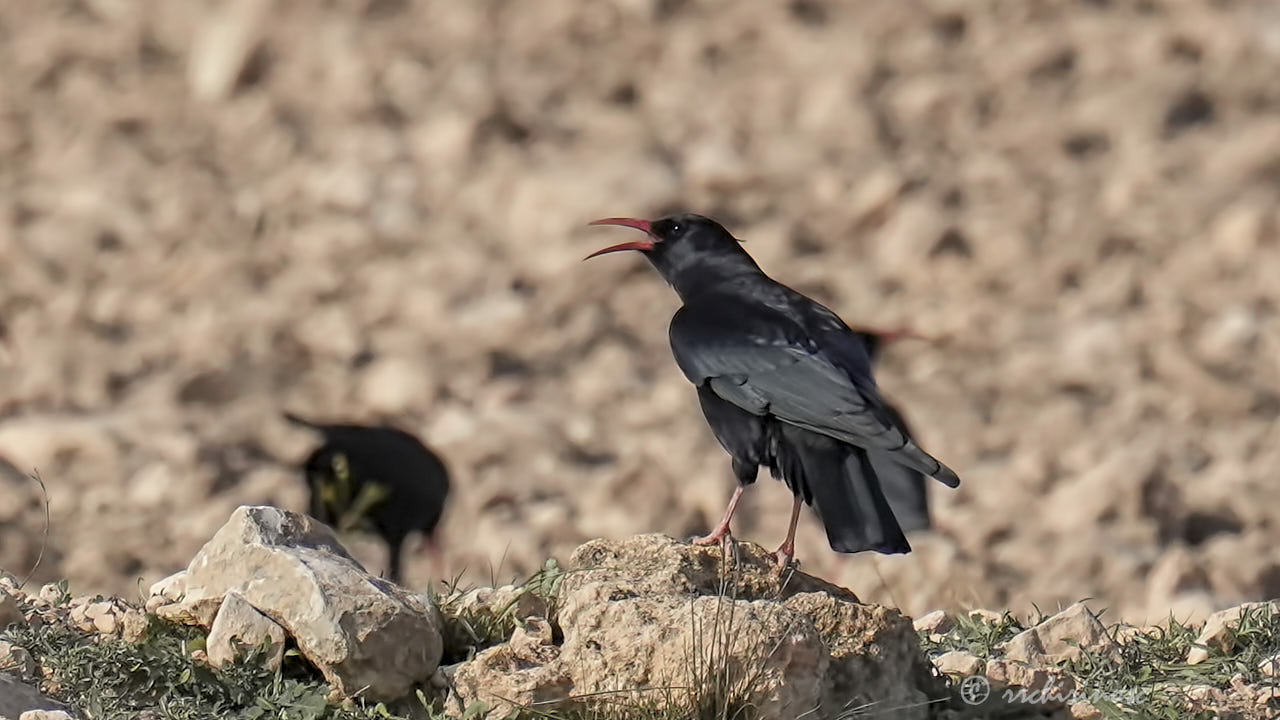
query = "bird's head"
xmin=585 ymin=213 xmax=758 ymax=295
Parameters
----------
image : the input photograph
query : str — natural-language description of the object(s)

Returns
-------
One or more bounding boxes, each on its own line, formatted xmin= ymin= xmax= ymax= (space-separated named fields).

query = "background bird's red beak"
xmin=874 ymin=327 xmax=934 ymax=344
xmin=584 ymin=217 xmax=655 ymax=259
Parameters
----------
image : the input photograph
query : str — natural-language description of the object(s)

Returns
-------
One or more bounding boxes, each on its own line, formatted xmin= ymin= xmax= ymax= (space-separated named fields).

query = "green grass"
xmin=431 ymin=558 xmax=566 ymax=665
xmin=917 ymin=610 xmax=1026 ymax=660
xmin=3 ymin=608 xmax=432 ymax=720
xmin=919 ymin=603 xmax=1280 ymax=720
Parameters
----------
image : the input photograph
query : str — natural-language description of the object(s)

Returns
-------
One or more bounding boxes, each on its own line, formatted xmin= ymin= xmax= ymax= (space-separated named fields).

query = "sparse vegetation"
xmin=918 ymin=604 xmax=1280 ymax=719
xmin=918 ymin=610 xmax=1026 ymax=659
xmin=3 ymin=610 xmax=430 ymax=720
xmin=430 ymin=558 xmax=566 ymax=665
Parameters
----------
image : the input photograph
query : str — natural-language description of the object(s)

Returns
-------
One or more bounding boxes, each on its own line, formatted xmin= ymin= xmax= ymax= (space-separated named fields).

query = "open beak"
xmin=584 ymin=217 xmax=655 ymax=260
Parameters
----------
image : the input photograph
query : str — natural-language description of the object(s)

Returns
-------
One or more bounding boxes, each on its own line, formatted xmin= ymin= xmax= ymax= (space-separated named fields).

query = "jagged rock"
xmin=451 ymin=617 xmax=574 ymax=716
xmin=451 ymin=534 xmax=932 ymax=720
xmin=562 ymin=534 xmax=861 ymax=603
xmin=984 ymin=658 xmax=1076 ymax=708
xmin=447 ymin=585 xmax=548 ymax=625
xmin=119 ymin=609 xmax=149 ymax=643
xmin=1186 ymin=601 xmax=1279 ymax=665
xmin=1003 ymin=602 xmax=1116 ymax=665
xmin=0 ymin=675 xmax=79 ymax=719
xmin=206 ymin=591 xmax=287 ymax=671
xmin=0 ymin=640 xmax=35 ymax=678
xmin=912 ymin=609 xmax=954 ymax=635
xmin=147 ymin=505 xmax=442 ymax=701
xmin=782 ymin=591 xmax=937 ymax=716
xmin=1260 ymin=652 xmax=1279 ymax=677
xmin=932 ymin=650 xmax=983 ymax=677
xmin=35 ymin=585 xmax=62 ymax=608
xmin=67 ymin=597 xmax=129 ymax=636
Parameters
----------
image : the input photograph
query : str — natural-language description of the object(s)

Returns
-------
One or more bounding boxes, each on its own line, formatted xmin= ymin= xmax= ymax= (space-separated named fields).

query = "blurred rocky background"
xmin=0 ymin=0 xmax=1277 ymax=624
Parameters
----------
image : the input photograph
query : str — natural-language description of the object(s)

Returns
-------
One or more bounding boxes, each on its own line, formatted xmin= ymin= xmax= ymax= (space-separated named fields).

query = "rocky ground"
xmin=0 ymin=510 xmax=1276 ymax=719
xmin=1 ymin=0 xmax=1279 ymax=626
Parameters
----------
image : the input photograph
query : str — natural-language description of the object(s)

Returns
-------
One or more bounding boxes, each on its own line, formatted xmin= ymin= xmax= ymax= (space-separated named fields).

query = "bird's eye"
xmin=670 ymin=223 xmax=682 ymax=234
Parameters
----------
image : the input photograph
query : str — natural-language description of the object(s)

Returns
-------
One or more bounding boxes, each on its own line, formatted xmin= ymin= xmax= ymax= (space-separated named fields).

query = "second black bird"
xmin=285 ymin=412 xmax=450 ymax=583
xmin=586 ymin=213 xmax=959 ymax=569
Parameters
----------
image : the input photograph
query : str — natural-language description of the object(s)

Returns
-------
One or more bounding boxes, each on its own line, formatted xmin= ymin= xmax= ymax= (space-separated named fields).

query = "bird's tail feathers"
xmin=778 ymin=426 xmax=910 ymax=555
xmin=895 ymin=438 xmax=961 ymax=488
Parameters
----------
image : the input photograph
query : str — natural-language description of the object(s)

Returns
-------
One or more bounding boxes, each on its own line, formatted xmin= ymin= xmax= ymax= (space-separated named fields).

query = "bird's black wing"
xmin=669 ymin=300 xmax=959 ymax=488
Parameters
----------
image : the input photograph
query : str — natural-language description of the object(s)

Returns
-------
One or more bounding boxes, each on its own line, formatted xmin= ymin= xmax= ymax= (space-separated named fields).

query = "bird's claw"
xmin=773 ymin=547 xmax=798 ymax=577
xmin=691 ymin=527 xmax=733 ymax=547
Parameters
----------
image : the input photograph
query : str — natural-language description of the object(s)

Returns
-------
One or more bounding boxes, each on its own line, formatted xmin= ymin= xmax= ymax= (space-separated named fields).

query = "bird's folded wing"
xmin=670 ymin=304 xmax=960 ymax=487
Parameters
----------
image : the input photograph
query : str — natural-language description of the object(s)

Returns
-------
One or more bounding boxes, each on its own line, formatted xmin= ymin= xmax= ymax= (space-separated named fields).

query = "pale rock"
xmin=91 ymin=611 xmax=117 ymax=635
xmin=120 ymin=609 xmax=149 ymax=643
xmin=452 ymin=535 xmax=933 ymax=720
xmin=1260 ymin=652 xmax=1280 ymax=677
xmin=913 ymin=609 xmax=954 ymax=635
xmin=561 ymin=534 xmax=861 ymax=603
xmin=36 ymin=585 xmax=63 ymax=607
xmin=451 ymin=622 xmax=574 ymax=717
xmin=1186 ymin=601 xmax=1279 ymax=665
xmin=206 ymin=591 xmax=286 ymax=671
xmin=0 ymin=639 xmax=35 ymax=678
xmin=1070 ymin=700 xmax=1102 ymax=719
xmin=188 ymin=0 xmax=270 ymax=102
xmin=984 ymin=659 xmax=1076 ymax=707
xmin=160 ymin=506 xmax=442 ymax=700
xmin=148 ymin=571 xmax=188 ymax=606
xmin=1003 ymin=602 xmax=1116 ymax=665
xmin=783 ymin=592 xmax=937 ymax=717
xmin=932 ymin=650 xmax=984 ymax=677
xmin=84 ymin=600 xmax=118 ymax=635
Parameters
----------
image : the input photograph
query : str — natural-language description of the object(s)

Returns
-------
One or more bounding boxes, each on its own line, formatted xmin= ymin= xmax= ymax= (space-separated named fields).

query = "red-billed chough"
xmin=585 ymin=213 xmax=959 ymax=569
xmin=284 ymin=412 xmax=450 ymax=583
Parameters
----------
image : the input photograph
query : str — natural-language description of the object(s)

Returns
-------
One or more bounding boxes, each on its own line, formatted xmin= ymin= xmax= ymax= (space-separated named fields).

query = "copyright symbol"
xmin=960 ymin=674 xmax=990 ymax=705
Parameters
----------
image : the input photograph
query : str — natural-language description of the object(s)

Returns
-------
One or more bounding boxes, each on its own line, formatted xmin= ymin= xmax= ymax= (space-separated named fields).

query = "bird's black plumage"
xmin=850 ymin=330 xmax=932 ymax=535
xmin=284 ymin=412 xmax=450 ymax=582
xmin=587 ymin=213 xmax=958 ymax=561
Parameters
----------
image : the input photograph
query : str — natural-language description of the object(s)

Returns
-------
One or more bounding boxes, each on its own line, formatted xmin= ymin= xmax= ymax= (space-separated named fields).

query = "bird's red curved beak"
xmin=584 ymin=217 xmax=655 ymax=260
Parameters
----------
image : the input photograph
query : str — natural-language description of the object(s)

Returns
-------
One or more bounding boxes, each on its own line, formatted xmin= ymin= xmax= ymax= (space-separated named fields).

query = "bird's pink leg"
xmin=692 ymin=485 xmax=745 ymax=546
xmin=774 ymin=495 xmax=803 ymax=570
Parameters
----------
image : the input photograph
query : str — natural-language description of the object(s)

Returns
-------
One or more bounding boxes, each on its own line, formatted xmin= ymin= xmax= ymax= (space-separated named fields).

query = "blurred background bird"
xmin=284 ymin=413 xmax=450 ymax=585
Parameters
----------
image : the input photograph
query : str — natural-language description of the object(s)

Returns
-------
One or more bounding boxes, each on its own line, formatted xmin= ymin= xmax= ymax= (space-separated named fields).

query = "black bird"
xmin=284 ymin=412 xmax=450 ymax=583
xmin=849 ymin=327 xmax=934 ymax=535
xmin=586 ymin=214 xmax=959 ymax=569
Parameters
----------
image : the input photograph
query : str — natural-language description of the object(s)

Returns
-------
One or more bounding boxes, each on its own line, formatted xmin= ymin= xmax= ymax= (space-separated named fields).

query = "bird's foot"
xmin=772 ymin=545 xmax=797 ymax=576
xmin=691 ymin=526 xmax=733 ymax=547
